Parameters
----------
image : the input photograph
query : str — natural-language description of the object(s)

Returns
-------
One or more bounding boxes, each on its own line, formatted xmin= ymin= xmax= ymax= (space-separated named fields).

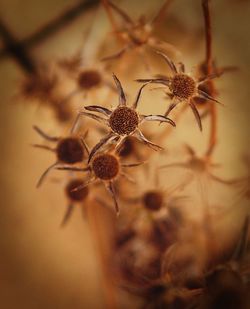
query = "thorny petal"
xmin=135 ymin=129 xmax=164 ymax=151
xmin=106 ymin=181 xmax=120 ymax=215
xmin=189 ymin=100 xmax=202 ymax=131
xmin=156 ymin=51 xmax=178 ymax=74
xmin=197 ymin=89 xmax=223 ymax=105
xmin=164 ymin=102 xmax=177 ymax=117
xmin=136 ymin=78 xmax=170 ymax=86
xmin=113 ymin=74 xmax=126 ymax=106
xmin=84 ymin=105 xmax=112 ymax=116
xmin=88 ymin=133 xmax=117 ymax=163
xmin=33 ymin=125 xmax=59 ymax=142
xmin=121 ymin=162 xmax=145 ymax=168
xmin=71 ymin=177 xmax=95 ymax=192
xmin=36 ymin=162 xmax=58 ymax=188
xmin=81 ymin=111 xmax=109 ymax=124
xmin=56 ymin=166 xmax=90 ymax=172
xmin=79 ymin=136 xmax=90 ymax=156
xmin=178 ymin=62 xmax=185 ymax=73
xmin=141 ymin=114 xmax=176 ymax=127
xmin=60 ymin=204 xmax=74 ymax=227
xmin=132 ymin=82 xmax=149 ymax=110
xmin=198 ymin=72 xmax=224 ymax=84
xmin=32 ymin=144 xmax=56 ymax=152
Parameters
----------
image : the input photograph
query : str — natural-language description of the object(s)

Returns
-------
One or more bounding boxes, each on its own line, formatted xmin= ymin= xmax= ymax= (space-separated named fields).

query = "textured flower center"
xmin=78 ymin=70 xmax=102 ymax=89
xmin=92 ymin=153 xmax=120 ymax=180
xmin=171 ymin=74 xmax=196 ymax=99
xmin=65 ymin=179 xmax=89 ymax=201
xmin=109 ymin=107 xmax=139 ymax=135
xmin=57 ymin=137 xmax=84 ymax=164
xmin=143 ymin=191 xmax=163 ymax=211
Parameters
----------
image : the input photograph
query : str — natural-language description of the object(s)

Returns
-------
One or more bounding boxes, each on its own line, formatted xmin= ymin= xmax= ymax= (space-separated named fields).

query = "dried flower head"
xmin=102 ymin=0 xmax=178 ymax=65
xmin=109 ymin=106 xmax=139 ymax=135
xmin=56 ymin=137 xmax=85 ymax=164
xmin=92 ymin=153 xmax=120 ymax=180
xmin=57 ymin=149 xmax=143 ymax=214
xmin=65 ymin=178 xmax=89 ymax=202
xmin=143 ymin=190 xmax=164 ymax=211
xmin=137 ymin=51 xmax=223 ymax=130
xmin=73 ymin=74 xmax=175 ymax=163
xmin=33 ymin=125 xmax=88 ymax=187
xmin=60 ymin=178 xmax=90 ymax=227
xmin=161 ymin=144 xmax=232 ymax=188
xmin=77 ymin=69 xmax=103 ymax=90
xmin=19 ymin=63 xmax=73 ymax=123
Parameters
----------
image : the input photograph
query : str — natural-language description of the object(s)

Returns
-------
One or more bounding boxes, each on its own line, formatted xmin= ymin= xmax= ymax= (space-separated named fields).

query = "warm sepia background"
xmin=0 ymin=0 xmax=249 ymax=308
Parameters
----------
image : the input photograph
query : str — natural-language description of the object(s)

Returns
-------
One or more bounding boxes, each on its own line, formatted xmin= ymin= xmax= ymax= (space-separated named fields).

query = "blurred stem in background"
xmin=0 ymin=0 xmax=99 ymax=75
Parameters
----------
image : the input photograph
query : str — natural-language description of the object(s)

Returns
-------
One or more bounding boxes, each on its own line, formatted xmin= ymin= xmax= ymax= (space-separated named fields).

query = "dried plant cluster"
xmin=14 ymin=0 xmax=249 ymax=308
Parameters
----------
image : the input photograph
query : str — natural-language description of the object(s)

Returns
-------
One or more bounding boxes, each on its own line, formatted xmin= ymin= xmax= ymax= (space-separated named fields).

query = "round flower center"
xmin=170 ymin=74 xmax=196 ymax=99
xmin=78 ymin=70 xmax=102 ymax=90
xmin=92 ymin=153 xmax=120 ymax=180
xmin=65 ymin=179 xmax=89 ymax=202
xmin=143 ymin=191 xmax=163 ymax=211
xmin=57 ymin=137 xmax=84 ymax=164
xmin=109 ymin=106 xmax=139 ymax=135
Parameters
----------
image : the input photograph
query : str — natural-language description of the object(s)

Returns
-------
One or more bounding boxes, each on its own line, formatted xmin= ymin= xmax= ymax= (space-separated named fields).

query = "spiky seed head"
xmin=170 ymin=74 xmax=196 ymax=100
xmin=92 ymin=153 xmax=120 ymax=180
xmin=143 ymin=190 xmax=163 ymax=211
xmin=109 ymin=106 xmax=139 ymax=135
xmin=77 ymin=69 xmax=102 ymax=90
xmin=57 ymin=137 xmax=84 ymax=164
xmin=65 ymin=179 xmax=89 ymax=202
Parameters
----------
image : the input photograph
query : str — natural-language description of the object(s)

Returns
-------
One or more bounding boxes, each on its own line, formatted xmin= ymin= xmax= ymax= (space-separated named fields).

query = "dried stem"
xmin=0 ymin=0 xmax=99 ymax=73
xmin=202 ymin=0 xmax=217 ymax=157
xmin=86 ymin=200 xmax=117 ymax=309
xmin=0 ymin=19 xmax=36 ymax=74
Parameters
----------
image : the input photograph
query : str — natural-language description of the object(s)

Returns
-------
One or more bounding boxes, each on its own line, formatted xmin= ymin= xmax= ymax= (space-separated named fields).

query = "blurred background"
xmin=0 ymin=0 xmax=249 ymax=308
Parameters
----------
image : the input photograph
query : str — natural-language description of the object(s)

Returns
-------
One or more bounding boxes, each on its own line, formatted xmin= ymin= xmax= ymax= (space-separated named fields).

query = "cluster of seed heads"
xmin=30 ymin=1 xmax=250 ymax=308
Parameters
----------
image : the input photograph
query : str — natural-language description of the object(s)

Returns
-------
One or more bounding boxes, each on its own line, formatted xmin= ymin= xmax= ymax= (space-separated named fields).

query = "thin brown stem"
xmin=202 ymin=0 xmax=217 ymax=157
xmin=0 ymin=0 xmax=99 ymax=72
xmin=0 ymin=19 xmax=36 ymax=74
xmin=86 ymin=200 xmax=117 ymax=309
xmin=202 ymin=0 xmax=212 ymax=73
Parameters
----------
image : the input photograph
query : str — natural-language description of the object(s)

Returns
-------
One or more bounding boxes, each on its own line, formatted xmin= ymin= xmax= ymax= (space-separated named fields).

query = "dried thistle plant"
xmin=73 ymin=74 xmax=175 ymax=163
xmin=137 ymin=51 xmax=224 ymax=131
xmin=101 ymin=0 xmax=178 ymax=65
xmin=56 ymin=150 xmax=143 ymax=214
xmin=6 ymin=0 xmax=248 ymax=308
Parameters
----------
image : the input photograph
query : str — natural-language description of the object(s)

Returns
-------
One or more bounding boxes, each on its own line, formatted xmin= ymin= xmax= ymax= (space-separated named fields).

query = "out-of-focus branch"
xmin=0 ymin=19 xmax=37 ymax=74
xmin=0 ymin=0 xmax=99 ymax=73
